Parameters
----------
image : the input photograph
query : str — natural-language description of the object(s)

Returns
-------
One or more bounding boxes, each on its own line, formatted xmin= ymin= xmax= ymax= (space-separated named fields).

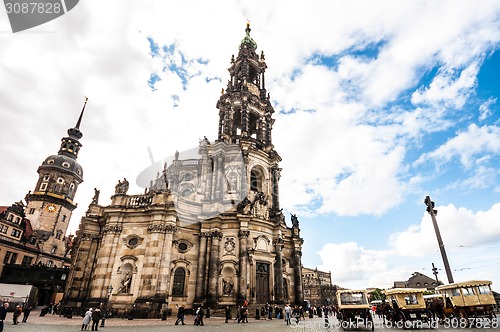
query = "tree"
xmin=369 ymin=288 xmax=386 ymax=301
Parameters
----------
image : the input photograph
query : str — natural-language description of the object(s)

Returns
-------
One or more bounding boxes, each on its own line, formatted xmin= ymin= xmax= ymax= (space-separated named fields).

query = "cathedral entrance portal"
xmin=255 ymin=262 xmax=270 ymax=304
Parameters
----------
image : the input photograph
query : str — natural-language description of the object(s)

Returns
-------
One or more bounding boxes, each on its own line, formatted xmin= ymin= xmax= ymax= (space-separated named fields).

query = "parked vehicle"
xmin=435 ymin=280 xmax=496 ymax=323
xmin=383 ymin=288 xmax=434 ymax=329
xmin=336 ymin=289 xmax=374 ymax=331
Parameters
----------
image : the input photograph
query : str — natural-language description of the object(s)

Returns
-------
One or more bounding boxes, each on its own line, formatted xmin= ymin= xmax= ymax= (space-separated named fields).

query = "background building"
xmin=393 ymin=272 xmax=443 ymax=291
xmin=63 ymin=24 xmax=304 ymax=317
xmin=302 ymin=267 xmax=336 ymax=307
xmin=0 ymin=101 xmax=88 ymax=305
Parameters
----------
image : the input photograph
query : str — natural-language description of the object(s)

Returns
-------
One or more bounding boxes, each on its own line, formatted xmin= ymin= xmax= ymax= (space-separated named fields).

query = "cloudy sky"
xmin=1 ymin=0 xmax=499 ymax=291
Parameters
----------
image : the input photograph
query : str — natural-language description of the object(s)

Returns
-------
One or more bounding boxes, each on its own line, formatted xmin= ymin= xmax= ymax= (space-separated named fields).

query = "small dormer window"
xmin=69 ymin=183 xmax=75 ymax=190
xmin=43 ymin=175 xmax=50 ymax=181
xmin=47 ymin=159 xmax=55 ymax=164
xmin=57 ymin=177 xmax=64 ymax=184
xmin=77 ymin=169 xmax=81 ymax=175
xmin=62 ymin=162 xmax=70 ymax=168
xmin=40 ymin=183 xmax=48 ymax=191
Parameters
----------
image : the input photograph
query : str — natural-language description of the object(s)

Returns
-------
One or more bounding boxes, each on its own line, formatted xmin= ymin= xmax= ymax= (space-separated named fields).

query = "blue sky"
xmin=0 ymin=0 xmax=499 ymax=290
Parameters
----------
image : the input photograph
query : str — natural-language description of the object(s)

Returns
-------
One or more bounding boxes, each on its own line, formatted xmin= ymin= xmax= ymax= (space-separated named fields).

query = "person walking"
xmin=22 ymin=306 xmax=32 ymax=322
xmin=91 ymin=308 xmax=101 ymax=331
xmin=224 ymin=306 xmax=231 ymax=323
xmin=195 ymin=306 xmax=204 ymax=326
xmin=174 ymin=305 xmax=185 ymax=325
xmin=13 ymin=305 xmax=22 ymax=325
xmin=0 ymin=302 xmax=9 ymax=332
xmin=293 ymin=305 xmax=300 ymax=324
xmin=82 ymin=308 xmax=92 ymax=331
xmin=284 ymin=303 xmax=292 ymax=325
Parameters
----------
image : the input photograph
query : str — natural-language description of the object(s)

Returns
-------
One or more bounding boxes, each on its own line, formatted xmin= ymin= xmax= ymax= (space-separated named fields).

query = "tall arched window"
xmin=172 ymin=268 xmax=186 ymax=297
xmin=250 ymin=170 xmax=261 ymax=192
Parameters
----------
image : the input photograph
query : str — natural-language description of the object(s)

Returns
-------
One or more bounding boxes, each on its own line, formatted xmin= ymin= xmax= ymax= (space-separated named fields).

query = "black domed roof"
xmin=41 ymin=154 xmax=83 ymax=180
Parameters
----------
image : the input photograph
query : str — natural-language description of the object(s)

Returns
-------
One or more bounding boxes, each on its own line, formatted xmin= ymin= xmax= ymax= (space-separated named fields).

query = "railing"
xmin=128 ymin=195 xmax=153 ymax=207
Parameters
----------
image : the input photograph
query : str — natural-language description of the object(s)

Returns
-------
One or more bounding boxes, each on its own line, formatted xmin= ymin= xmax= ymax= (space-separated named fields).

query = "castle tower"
xmin=24 ymin=98 xmax=87 ymax=260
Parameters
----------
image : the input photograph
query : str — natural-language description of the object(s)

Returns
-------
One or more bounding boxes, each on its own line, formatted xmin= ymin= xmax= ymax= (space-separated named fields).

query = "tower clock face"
xmin=45 ymin=204 xmax=57 ymax=213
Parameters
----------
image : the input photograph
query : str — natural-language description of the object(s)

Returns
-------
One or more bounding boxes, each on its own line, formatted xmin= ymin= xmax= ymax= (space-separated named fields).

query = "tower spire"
xmin=75 ymin=96 xmax=88 ymax=129
xmin=59 ymin=97 xmax=88 ymax=159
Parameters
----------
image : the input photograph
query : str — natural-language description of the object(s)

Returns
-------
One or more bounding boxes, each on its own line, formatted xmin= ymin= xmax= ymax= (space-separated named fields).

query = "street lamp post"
xmin=101 ymin=285 xmax=113 ymax=327
xmin=425 ymin=196 xmax=454 ymax=284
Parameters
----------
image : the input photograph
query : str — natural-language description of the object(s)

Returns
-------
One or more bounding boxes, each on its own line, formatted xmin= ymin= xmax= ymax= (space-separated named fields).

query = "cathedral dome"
xmin=41 ymin=154 xmax=83 ymax=180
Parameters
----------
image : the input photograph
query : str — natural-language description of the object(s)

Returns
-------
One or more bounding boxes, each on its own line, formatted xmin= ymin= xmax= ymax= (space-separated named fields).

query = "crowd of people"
xmin=0 ymin=301 xmax=36 ymax=332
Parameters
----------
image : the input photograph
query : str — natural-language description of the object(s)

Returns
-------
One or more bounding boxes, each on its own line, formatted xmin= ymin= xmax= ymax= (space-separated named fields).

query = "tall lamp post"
xmin=424 ymin=196 xmax=454 ymax=284
xmin=101 ymin=285 xmax=113 ymax=327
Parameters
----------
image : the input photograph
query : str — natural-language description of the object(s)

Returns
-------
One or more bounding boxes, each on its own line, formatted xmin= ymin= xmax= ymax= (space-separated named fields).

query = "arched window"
xmin=172 ymin=268 xmax=186 ymax=297
xmin=251 ymin=170 xmax=262 ymax=192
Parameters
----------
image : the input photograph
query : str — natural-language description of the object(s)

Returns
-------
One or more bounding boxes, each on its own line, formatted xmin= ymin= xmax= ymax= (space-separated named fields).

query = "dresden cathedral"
xmin=63 ymin=24 xmax=305 ymax=316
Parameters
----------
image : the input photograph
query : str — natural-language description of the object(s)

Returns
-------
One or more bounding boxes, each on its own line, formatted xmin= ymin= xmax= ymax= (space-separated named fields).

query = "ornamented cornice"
xmin=238 ymin=230 xmax=250 ymax=238
xmin=103 ymin=225 xmax=122 ymax=234
xmin=147 ymin=224 xmax=177 ymax=234
xmin=199 ymin=232 xmax=212 ymax=238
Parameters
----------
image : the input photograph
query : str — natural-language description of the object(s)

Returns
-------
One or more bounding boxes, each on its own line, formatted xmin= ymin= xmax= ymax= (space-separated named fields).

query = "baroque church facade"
xmin=64 ymin=24 xmax=304 ymax=316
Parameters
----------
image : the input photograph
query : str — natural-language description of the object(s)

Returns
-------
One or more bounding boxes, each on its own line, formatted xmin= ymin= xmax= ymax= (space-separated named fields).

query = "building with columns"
xmin=63 ymin=24 xmax=304 ymax=316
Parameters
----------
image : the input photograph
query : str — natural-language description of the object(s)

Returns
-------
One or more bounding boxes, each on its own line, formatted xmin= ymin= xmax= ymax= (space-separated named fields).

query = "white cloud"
xmin=411 ymin=64 xmax=479 ymax=108
xmin=479 ymin=97 xmax=496 ymax=121
xmin=415 ymin=124 xmax=500 ymax=169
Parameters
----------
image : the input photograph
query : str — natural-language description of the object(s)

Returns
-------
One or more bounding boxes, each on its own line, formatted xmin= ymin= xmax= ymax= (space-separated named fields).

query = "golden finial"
xmin=221 ymin=88 xmax=224 ymax=95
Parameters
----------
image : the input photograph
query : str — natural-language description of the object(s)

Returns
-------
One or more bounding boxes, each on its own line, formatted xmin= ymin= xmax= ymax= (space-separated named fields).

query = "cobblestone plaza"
xmin=5 ymin=308 xmax=497 ymax=332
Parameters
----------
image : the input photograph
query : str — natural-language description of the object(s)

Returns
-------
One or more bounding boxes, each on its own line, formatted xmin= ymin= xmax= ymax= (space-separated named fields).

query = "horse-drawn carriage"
xmin=436 ymin=280 xmax=496 ymax=327
xmin=336 ymin=289 xmax=374 ymax=330
xmin=383 ymin=288 xmax=434 ymax=329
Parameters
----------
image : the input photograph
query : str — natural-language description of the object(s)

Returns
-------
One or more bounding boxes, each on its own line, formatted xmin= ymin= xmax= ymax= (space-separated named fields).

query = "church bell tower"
xmin=216 ymin=23 xmax=282 ymax=215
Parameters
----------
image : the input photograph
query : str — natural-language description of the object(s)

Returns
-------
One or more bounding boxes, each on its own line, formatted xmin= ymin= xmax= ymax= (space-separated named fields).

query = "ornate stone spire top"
xmin=239 ymin=21 xmax=257 ymax=51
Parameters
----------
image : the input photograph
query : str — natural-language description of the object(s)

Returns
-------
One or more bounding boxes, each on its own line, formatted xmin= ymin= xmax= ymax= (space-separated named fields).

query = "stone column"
xmin=273 ymin=238 xmax=284 ymax=304
xmin=214 ymin=153 xmax=224 ymax=200
xmin=241 ymin=101 xmax=249 ymax=137
xmin=157 ymin=224 xmax=177 ymax=294
xmin=206 ymin=231 xmax=222 ymax=307
xmin=237 ymin=230 xmax=249 ymax=301
xmin=195 ymin=232 xmax=209 ymax=300
xmin=218 ymin=110 xmax=224 ymax=140
xmin=293 ymin=250 xmax=304 ymax=305
xmin=271 ymin=167 xmax=281 ymax=213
